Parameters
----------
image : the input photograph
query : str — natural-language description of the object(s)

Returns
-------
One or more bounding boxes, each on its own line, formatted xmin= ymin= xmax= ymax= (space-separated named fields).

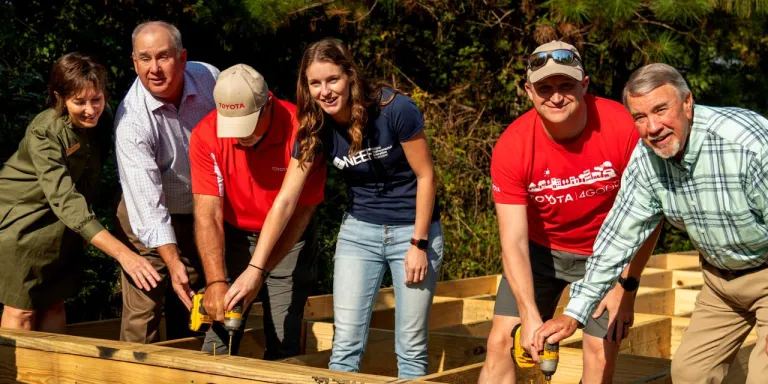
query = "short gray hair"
xmin=131 ymin=21 xmax=183 ymax=56
xmin=622 ymin=63 xmax=691 ymax=108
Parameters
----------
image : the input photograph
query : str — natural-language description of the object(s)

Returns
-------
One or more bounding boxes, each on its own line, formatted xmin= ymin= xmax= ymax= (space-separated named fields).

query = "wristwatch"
xmin=410 ymin=238 xmax=428 ymax=250
xmin=617 ymin=275 xmax=640 ymax=292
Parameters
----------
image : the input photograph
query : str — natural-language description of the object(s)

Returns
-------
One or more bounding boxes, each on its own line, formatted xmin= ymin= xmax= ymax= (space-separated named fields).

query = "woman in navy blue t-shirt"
xmin=226 ymin=38 xmax=443 ymax=378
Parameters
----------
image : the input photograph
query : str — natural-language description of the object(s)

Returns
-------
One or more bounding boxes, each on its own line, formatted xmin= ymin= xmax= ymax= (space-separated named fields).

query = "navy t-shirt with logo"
xmin=294 ymin=90 xmax=440 ymax=225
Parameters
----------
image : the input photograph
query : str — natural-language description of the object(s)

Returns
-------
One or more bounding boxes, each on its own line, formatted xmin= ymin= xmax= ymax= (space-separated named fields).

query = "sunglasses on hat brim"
xmin=528 ymin=49 xmax=581 ymax=72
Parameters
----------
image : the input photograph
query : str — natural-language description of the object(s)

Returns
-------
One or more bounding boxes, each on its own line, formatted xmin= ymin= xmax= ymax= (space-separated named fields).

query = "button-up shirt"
xmin=565 ymin=104 xmax=768 ymax=325
xmin=115 ymin=61 xmax=219 ymax=248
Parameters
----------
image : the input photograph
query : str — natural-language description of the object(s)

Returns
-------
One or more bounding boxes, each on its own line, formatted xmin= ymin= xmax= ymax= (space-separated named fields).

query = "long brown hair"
xmin=295 ymin=38 xmax=391 ymax=168
xmin=46 ymin=52 xmax=107 ymax=116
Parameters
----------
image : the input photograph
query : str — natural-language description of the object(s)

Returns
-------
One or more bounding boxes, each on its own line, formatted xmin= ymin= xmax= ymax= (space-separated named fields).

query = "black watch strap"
xmin=410 ymin=238 xmax=428 ymax=250
xmin=618 ymin=275 xmax=640 ymax=292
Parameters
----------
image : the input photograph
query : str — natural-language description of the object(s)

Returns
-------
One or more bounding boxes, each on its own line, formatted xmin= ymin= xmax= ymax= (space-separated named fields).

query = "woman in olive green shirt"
xmin=0 ymin=53 xmax=161 ymax=333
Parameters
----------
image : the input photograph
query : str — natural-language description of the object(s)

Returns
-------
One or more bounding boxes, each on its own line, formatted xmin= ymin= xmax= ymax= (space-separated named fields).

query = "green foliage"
xmin=650 ymin=0 xmax=712 ymax=23
xmin=1 ymin=0 xmax=767 ymax=321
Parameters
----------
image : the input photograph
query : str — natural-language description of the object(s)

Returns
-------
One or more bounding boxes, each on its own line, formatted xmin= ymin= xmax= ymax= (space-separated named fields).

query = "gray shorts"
xmin=494 ymin=241 xmax=609 ymax=338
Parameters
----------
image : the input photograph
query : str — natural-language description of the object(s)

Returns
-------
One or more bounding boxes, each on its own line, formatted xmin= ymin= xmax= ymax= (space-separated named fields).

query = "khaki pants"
xmin=671 ymin=261 xmax=768 ymax=383
xmin=115 ymin=197 xmax=205 ymax=343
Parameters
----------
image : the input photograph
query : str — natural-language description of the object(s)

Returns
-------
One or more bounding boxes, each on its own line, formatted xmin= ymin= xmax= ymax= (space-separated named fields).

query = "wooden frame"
xmin=0 ymin=251 xmax=756 ymax=383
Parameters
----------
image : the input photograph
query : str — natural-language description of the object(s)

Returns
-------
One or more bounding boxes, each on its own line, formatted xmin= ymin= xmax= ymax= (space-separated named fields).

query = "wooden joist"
xmin=285 ymin=321 xmax=487 ymax=376
xmin=646 ymin=251 xmax=700 ymax=270
xmin=0 ymin=328 xmax=429 ymax=383
xmin=13 ymin=251 xmax=755 ymax=382
xmin=419 ymin=347 xmax=673 ymax=383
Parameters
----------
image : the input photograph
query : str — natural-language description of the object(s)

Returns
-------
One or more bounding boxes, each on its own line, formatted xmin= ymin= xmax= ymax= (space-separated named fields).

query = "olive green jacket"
xmin=0 ymin=108 xmax=113 ymax=242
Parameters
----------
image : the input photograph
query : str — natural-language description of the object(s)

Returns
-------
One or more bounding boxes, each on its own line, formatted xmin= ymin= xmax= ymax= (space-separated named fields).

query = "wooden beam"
xmin=250 ymin=290 xmax=398 ymax=321
xmin=633 ymin=288 xmax=677 ymax=316
xmin=434 ymin=275 xmax=501 ymax=298
xmin=639 ymin=268 xmax=674 ymax=288
xmin=153 ymin=327 xmax=266 ymax=359
xmin=419 ymin=347 xmax=672 ymax=383
xmin=304 ymin=321 xmax=393 ymax=353
xmin=672 ymin=289 xmax=700 ymax=316
xmin=0 ymin=328 xmax=416 ymax=384
xmin=558 ymin=314 xmax=672 ymax=358
xmin=671 ymin=271 xmax=703 ymax=289
xmin=367 ymin=297 xmax=467 ymax=330
xmin=66 ymin=318 xmax=122 ymax=341
xmin=270 ymin=275 xmax=501 ymax=323
xmin=646 ymin=252 xmax=700 ymax=270
xmin=432 ymin=320 xmax=493 ymax=338
xmin=286 ymin=322 xmax=487 ymax=376
xmin=433 ymin=314 xmax=673 ymax=359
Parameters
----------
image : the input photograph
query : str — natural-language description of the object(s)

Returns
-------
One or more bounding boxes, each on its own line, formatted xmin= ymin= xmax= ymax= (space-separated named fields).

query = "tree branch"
xmin=290 ymin=0 xmax=337 ymax=15
xmin=347 ymin=0 xmax=378 ymax=23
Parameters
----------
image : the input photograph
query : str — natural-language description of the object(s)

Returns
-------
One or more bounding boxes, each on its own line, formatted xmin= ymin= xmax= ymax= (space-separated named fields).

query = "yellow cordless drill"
xmin=511 ymin=324 xmax=559 ymax=383
xmin=189 ymin=293 xmax=244 ymax=355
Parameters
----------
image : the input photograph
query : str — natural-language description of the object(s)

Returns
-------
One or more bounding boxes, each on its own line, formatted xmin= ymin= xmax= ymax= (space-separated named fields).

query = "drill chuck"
xmin=511 ymin=324 xmax=560 ymax=381
xmin=223 ymin=302 xmax=244 ymax=332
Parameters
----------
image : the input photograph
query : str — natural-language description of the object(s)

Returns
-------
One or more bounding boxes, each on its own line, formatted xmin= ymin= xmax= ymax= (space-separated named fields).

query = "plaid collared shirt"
xmin=115 ymin=62 xmax=219 ymax=249
xmin=565 ymin=104 xmax=768 ymax=325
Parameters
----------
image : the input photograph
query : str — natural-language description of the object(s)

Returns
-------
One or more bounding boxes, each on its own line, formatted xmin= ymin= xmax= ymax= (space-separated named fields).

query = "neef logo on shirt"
xmin=333 ymin=145 xmax=392 ymax=170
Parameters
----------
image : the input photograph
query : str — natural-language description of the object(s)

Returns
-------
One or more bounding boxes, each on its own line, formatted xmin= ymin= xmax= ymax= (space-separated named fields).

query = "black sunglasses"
xmin=528 ymin=49 xmax=581 ymax=71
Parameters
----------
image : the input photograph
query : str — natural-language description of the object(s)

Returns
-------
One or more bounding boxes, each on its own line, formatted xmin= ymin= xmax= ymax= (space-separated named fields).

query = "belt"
xmin=705 ymin=260 xmax=768 ymax=279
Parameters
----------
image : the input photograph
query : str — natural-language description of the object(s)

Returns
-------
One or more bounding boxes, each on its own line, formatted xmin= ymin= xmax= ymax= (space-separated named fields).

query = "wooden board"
xmin=66 ymin=318 xmax=122 ymax=341
xmin=0 ymin=328 xmax=423 ymax=384
xmin=419 ymin=347 xmax=673 ymax=383
xmin=153 ymin=327 xmax=266 ymax=359
xmin=646 ymin=252 xmax=700 ymax=270
xmin=434 ymin=275 xmax=501 ymax=298
xmin=34 ymin=251 xmax=762 ymax=382
xmin=284 ymin=321 xmax=487 ymax=376
xmin=260 ymin=275 xmax=500 ymax=323
xmin=433 ymin=314 xmax=673 ymax=359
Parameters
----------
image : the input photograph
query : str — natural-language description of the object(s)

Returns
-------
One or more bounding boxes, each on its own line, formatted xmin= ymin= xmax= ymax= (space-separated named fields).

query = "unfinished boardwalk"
xmin=0 ymin=251 xmax=755 ymax=383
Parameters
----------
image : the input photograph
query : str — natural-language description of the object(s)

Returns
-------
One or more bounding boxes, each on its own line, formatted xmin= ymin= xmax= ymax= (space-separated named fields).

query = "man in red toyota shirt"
xmin=478 ymin=41 xmax=661 ymax=383
xmin=189 ymin=64 xmax=326 ymax=358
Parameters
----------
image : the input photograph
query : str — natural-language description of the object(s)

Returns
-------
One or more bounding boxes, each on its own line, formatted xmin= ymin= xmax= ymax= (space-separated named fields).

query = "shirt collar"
xmin=262 ymin=93 xmax=289 ymax=146
xmin=140 ymin=68 xmax=197 ymax=111
xmin=680 ymin=105 xmax=710 ymax=167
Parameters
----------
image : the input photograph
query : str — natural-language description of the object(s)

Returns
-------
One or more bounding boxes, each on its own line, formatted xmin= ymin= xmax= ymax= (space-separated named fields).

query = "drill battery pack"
xmin=189 ymin=294 xmax=213 ymax=332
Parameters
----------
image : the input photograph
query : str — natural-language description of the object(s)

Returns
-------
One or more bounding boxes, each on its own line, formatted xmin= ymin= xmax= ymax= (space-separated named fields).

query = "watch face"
xmin=622 ymin=277 xmax=639 ymax=291
xmin=411 ymin=238 xmax=428 ymax=250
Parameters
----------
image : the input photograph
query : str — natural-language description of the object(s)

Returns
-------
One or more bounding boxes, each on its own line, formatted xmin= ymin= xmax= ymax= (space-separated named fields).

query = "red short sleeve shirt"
xmin=491 ymin=95 xmax=640 ymax=255
xmin=190 ymin=97 xmax=326 ymax=232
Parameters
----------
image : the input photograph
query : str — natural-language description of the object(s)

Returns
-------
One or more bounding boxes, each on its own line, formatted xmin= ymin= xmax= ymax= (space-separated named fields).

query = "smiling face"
xmin=305 ymin=61 xmax=352 ymax=125
xmin=627 ymin=84 xmax=693 ymax=160
xmin=132 ymin=26 xmax=187 ymax=104
xmin=525 ymin=75 xmax=589 ymax=126
xmin=62 ymin=86 xmax=105 ymax=129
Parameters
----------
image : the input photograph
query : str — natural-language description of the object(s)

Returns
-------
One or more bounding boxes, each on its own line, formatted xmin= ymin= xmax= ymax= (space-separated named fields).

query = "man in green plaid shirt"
xmin=534 ymin=63 xmax=768 ymax=383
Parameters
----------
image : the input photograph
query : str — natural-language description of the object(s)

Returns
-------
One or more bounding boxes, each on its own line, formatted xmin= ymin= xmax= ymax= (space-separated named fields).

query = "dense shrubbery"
xmin=1 ymin=0 xmax=766 ymax=321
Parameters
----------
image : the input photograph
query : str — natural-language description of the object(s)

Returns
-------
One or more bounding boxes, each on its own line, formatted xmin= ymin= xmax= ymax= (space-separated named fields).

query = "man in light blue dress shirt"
xmin=535 ymin=63 xmax=768 ymax=383
xmin=114 ymin=20 xmax=219 ymax=343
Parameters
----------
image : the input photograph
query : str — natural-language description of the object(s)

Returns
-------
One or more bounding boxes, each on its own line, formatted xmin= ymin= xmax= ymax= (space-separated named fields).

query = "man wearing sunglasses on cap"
xmin=189 ymin=64 xmax=326 ymax=358
xmin=479 ymin=41 xmax=661 ymax=383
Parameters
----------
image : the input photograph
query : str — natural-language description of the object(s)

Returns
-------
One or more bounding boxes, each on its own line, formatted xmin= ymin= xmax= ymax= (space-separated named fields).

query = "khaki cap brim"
xmin=529 ymin=64 xmax=584 ymax=84
xmin=216 ymin=110 xmax=262 ymax=138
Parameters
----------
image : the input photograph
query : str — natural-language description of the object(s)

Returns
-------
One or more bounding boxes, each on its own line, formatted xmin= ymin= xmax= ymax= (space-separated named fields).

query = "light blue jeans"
xmin=329 ymin=213 xmax=444 ymax=378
